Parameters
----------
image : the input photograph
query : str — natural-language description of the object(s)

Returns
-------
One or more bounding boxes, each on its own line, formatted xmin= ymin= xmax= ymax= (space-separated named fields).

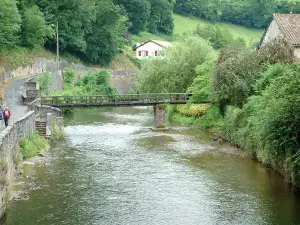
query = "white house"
xmin=133 ymin=40 xmax=172 ymax=59
xmin=259 ymin=14 xmax=300 ymax=59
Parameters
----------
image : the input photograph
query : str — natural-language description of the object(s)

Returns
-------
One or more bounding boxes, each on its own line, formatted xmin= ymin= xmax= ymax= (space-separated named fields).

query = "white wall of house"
xmin=135 ymin=42 xmax=165 ymax=59
xmin=294 ymin=47 xmax=300 ymax=58
xmin=261 ymin=19 xmax=282 ymax=46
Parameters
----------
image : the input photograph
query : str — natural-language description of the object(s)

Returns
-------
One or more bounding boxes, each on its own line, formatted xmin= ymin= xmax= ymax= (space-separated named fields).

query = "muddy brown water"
xmin=3 ymin=107 xmax=300 ymax=225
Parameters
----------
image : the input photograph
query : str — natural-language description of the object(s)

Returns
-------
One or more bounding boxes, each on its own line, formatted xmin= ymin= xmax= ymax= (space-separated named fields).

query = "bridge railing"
xmin=41 ymin=93 xmax=191 ymax=107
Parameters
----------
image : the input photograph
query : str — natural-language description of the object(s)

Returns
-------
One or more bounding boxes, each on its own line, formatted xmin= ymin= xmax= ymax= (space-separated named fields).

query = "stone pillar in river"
xmin=154 ymin=104 xmax=166 ymax=128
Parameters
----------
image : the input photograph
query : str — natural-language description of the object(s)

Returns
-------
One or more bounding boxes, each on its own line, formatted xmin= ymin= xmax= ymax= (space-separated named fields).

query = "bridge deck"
xmin=41 ymin=93 xmax=197 ymax=108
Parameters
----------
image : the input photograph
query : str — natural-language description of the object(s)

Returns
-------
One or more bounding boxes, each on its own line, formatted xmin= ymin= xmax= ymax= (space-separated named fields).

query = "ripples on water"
xmin=3 ymin=107 xmax=300 ymax=225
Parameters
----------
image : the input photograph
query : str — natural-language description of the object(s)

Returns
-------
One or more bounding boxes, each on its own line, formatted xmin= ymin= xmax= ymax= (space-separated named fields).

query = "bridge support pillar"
xmin=154 ymin=104 xmax=166 ymax=128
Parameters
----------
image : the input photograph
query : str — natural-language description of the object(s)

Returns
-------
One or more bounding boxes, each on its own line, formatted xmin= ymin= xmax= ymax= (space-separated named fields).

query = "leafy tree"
xmin=137 ymin=36 xmax=214 ymax=93
xmin=113 ymin=0 xmax=150 ymax=34
xmin=187 ymin=52 xmax=217 ymax=103
xmin=213 ymin=38 xmax=294 ymax=109
xmin=147 ymin=0 xmax=174 ymax=34
xmin=223 ymin=63 xmax=300 ymax=185
xmin=36 ymin=0 xmax=96 ymax=53
xmin=85 ymin=0 xmax=127 ymax=65
xmin=194 ymin=24 xmax=245 ymax=49
xmin=0 ymin=0 xmax=21 ymax=47
xmin=78 ymin=70 xmax=116 ymax=94
xmin=21 ymin=5 xmax=54 ymax=46
xmin=174 ymin=0 xmax=300 ymax=29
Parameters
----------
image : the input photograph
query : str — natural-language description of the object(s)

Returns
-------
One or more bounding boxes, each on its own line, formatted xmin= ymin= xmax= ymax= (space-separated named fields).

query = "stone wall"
xmin=28 ymin=99 xmax=62 ymax=119
xmin=0 ymin=111 xmax=36 ymax=218
xmin=22 ymin=77 xmax=40 ymax=103
xmin=111 ymin=74 xmax=136 ymax=94
xmin=1 ymin=57 xmax=137 ymax=95
xmin=0 ymin=58 xmax=90 ymax=92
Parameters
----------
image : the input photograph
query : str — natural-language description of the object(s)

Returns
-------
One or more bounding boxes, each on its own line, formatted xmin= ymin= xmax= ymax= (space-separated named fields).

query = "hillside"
xmin=173 ymin=14 xmax=264 ymax=43
xmin=0 ymin=13 xmax=265 ymax=73
xmin=132 ymin=14 xmax=264 ymax=45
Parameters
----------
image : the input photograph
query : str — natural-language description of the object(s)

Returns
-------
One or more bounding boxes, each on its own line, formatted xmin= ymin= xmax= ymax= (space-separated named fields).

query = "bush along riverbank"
xmin=168 ymin=44 xmax=300 ymax=187
xmin=169 ymin=63 xmax=300 ymax=186
xmin=137 ymin=34 xmax=300 ymax=187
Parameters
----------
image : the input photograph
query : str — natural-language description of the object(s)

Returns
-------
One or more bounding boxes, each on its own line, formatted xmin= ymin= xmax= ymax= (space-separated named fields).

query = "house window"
xmin=138 ymin=50 xmax=148 ymax=57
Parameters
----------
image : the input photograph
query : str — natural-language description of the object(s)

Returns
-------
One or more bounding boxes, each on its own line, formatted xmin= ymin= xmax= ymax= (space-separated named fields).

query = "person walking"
xmin=2 ymin=107 xmax=11 ymax=127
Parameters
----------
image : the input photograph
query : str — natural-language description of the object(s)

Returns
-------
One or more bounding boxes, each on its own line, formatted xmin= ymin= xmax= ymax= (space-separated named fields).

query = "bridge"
xmin=41 ymin=93 xmax=208 ymax=128
xmin=40 ymin=93 xmax=195 ymax=108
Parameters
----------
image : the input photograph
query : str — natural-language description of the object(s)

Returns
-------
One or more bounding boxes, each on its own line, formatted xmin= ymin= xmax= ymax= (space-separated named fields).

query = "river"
xmin=3 ymin=107 xmax=300 ymax=225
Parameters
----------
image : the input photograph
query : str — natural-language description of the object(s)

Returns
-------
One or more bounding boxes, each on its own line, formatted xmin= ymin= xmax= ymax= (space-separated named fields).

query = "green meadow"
xmin=173 ymin=14 xmax=264 ymax=43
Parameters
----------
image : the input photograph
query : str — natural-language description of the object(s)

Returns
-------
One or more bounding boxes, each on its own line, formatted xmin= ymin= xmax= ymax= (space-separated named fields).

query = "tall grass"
xmin=20 ymin=132 xmax=48 ymax=159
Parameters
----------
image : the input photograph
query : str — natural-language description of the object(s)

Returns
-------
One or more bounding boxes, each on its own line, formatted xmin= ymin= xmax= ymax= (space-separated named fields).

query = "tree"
xmin=85 ymin=0 xmax=127 ymax=65
xmin=0 ymin=0 xmax=21 ymax=47
xmin=187 ymin=52 xmax=217 ymax=103
xmin=137 ymin=36 xmax=214 ymax=93
xmin=36 ymin=0 xmax=96 ymax=53
xmin=213 ymin=38 xmax=294 ymax=109
xmin=147 ymin=0 xmax=174 ymax=34
xmin=113 ymin=0 xmax=150 ymax=34
xmin=21 ymin=5 xmax=54 ymax=46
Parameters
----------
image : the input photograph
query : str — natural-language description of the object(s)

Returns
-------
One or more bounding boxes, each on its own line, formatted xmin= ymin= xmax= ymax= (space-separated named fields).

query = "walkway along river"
xmin=3 ymin=107 xmax=300 ymax=225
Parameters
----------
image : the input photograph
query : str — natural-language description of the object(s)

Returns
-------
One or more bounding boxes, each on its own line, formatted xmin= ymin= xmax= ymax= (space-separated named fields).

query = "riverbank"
xmin=167 ymin=104 xmax=300 ymax=187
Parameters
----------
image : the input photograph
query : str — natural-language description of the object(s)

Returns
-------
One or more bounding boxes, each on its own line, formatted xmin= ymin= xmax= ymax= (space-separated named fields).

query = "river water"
xmin=3 ymin=107 xmax=300 ymax=225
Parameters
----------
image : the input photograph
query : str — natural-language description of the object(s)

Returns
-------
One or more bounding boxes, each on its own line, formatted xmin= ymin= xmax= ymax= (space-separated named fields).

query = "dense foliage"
xmin=222 ymin=63 xmax=300 ymax=185
xmin=113 ymin=0 xmax=174 ymax=35
xmin=53 ymin=69 xmax=116 ymax=96
xmin=37 ymin=72 xmax=52 ymax=96
xmin=136 ymin=36 xmax=214 ymax=93
xmin=213 ymin=39 xmax=294 ymax=108
xmin=174 ymin=0 xmax=300 ymax=29
xmin=0 ymin=0 xmax=21 ymax=47
xmin=183 ymin=38 xmax=300 ymax=186
xmin=0 ymin=0 xmax=174 ymax=65
xmin=194 ymin=24 xmax=246 ymax=49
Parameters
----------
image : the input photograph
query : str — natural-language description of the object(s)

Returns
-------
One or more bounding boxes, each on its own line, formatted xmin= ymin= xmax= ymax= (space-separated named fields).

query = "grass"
xmin=107 ymin=46 xmax=140 ymax=71
xmin=173 ymin=14 xmax=264 ymax=43
xmin=0 ymin=46 xmax=55 ymax=71
xmin=20 ymin=132 xmax=48 ymax=159
xmin=168 ymin=105 xmax=224 ymax=129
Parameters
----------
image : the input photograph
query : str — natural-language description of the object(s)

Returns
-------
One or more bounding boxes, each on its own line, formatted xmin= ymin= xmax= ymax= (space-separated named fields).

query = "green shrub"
xmin=168 ymin=104 xmax=223 ymax=129
xmin=20 ymin=132 xmax=48 ymax=159
xmin=222 ymin=63 xmax=300 ymax=185
xmin=63 ymin=68 xmax=76 ymax=84
xmin=37 ymin=72 xmax=52 ymax=96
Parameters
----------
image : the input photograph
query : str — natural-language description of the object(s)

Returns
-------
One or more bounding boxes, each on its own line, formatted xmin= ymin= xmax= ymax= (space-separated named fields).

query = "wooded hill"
xmin=0 ymin=0 xmax=298 ymax=66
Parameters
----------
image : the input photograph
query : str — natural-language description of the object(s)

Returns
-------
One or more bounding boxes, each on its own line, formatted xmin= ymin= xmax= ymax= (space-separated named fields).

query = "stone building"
xmin=259 ymin=14 xmax=300 ymax=59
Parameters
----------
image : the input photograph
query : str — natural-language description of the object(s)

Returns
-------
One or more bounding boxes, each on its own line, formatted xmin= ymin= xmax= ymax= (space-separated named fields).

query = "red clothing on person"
xmin=3 ymin=109 xmax=11 ymax=119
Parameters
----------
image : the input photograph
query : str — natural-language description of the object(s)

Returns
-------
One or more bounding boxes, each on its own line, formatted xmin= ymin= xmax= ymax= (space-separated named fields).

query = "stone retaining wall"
xmin=28 ymin=98 xmax=62 ymax=119
xmin=22 ymin=77 xmax=39 ymax=103
xmin=0 ymin=111 xmax=36 ymax=218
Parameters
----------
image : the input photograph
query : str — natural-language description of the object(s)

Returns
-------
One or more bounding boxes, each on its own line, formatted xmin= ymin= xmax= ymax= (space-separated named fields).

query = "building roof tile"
xmin=273 ymin=14 xmax=300 ymax=46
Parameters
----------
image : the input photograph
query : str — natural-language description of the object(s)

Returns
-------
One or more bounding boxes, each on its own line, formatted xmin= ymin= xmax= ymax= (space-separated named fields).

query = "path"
xmin=0 ymin=78 xmax=28 ymax=131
